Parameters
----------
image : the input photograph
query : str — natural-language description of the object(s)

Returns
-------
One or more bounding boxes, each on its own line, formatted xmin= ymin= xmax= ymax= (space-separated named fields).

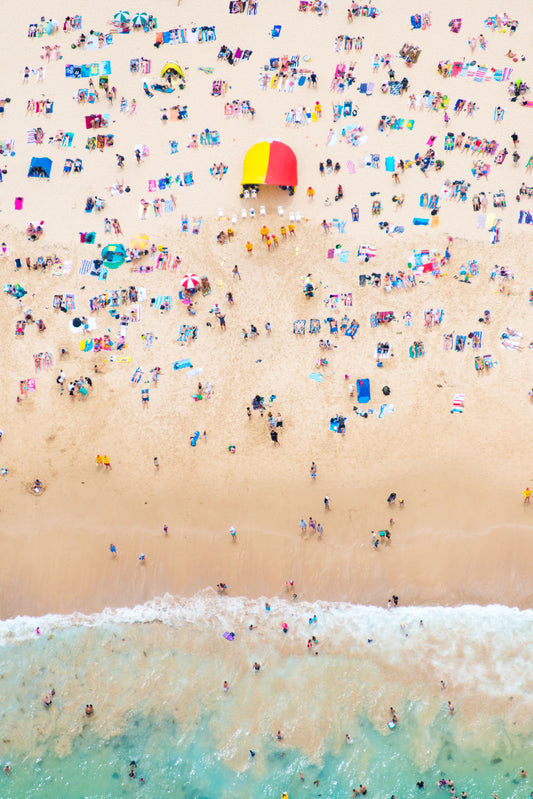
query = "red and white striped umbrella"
xmin=180 ymin=273 xmax=201 ymax=290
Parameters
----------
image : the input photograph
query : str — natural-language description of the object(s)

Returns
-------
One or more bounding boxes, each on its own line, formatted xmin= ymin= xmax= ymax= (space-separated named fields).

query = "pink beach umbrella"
xmin=180 ymin=273 xmax=201 ymax=290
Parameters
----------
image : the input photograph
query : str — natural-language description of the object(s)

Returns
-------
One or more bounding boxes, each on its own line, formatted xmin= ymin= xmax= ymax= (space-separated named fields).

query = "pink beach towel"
xmin=15 ymin=197 xmax=23 ymax=210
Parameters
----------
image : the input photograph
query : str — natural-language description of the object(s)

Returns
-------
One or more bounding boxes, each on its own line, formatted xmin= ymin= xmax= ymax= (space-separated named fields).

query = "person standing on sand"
xmin=523 ymin=487 xmax=531 ymax=503
xmin=229 ymin=526 xmax=237 ymax=543
xmin=324 ymin=496 xmax=330 ymax=510
xmin=310 ymin=462 xmax=317 ymax=478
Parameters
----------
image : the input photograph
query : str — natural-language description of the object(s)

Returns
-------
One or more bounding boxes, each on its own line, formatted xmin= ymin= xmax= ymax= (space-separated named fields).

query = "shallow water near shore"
xmin=0 ymin=594 xmax=531 ymax=798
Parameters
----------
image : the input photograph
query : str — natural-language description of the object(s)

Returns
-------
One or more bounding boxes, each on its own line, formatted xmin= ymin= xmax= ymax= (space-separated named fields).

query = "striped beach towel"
xmin=451 ymin=393 xmax=464 ymax=413
xmin=358 ymin=244 xmax=377 ymax=260
xmin=79 ymin=259 xmax=93 ymax=275
xmin=474 ymin=66 xmax=487 ymax=82
xmin=346 ymin=160 xmax=356 ymax=174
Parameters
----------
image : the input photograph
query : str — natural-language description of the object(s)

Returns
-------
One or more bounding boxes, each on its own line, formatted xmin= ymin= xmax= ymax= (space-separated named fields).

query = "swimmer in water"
xmin=448 ymin=700 xmax=455 ymax=714
xmin=223 ymin=681 xmax=229 ymax=692
xmin=440 ymin=680 xmax=446 ymax=690
xmin=345 ymin=733 xmax=353 ymax=743
xmin=417 ymin=781 xmax=425 ymax=789
xmin=84 ymin=703 xmax=94 ymax=716
xmin=129 ymin=761 xmax=137 ymax=779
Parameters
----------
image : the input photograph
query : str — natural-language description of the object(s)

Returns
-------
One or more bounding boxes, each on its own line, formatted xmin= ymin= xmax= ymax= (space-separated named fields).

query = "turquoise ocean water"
xmin=0 ymin=593 xmax=531 ymax=799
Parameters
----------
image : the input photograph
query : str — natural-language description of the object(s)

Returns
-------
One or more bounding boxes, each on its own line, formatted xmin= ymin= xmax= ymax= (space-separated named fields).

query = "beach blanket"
xmin=174 ymin=359 xmax=192 ymax=369
xmin=345 ymin=321 xmax=359 ymax=338
xmin=330 ymin=416 xmax=346 ymax=433
xmin=451 ymin=393 xmax=464 ymax=413
xmin=356 ymin=378 xmax=370 ymax=403
xmin=293 ymin=320 xmax=305 ymax=335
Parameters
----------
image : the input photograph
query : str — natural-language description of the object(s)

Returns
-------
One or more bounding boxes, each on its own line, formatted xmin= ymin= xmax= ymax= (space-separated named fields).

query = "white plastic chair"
xmin=243 ymin=189 xmax=250 ymax=199
xmin=217 ymin=208 xmax=224 ymax=219
xmin=289 ymin=212 xmax=296 ymax=222
xmin=260 ymin=205 xmax=266 ymax=215
xmin=278 ymin=205 xmax=284 ymax=216
xmin=249 ymin=208 xmax=256 ymax=218
xmin=295 ymin=212 xmax=302 ymax=222
xmin=251 ymin=189 xmax=258 ymax=199
xmin=241 ymin=209 xmax=247 ymax=219
xmin=231 ymin=214 xmax=237 ymax=224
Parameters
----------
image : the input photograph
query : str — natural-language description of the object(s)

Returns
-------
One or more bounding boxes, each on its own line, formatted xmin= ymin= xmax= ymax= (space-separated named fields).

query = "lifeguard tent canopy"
xmin=242 ymin=140 xmax=297 ymax=186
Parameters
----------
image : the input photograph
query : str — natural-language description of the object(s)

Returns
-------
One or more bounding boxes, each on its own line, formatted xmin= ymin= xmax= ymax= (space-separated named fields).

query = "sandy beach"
xmin=1 ymin=0 xmax=533 ymax=619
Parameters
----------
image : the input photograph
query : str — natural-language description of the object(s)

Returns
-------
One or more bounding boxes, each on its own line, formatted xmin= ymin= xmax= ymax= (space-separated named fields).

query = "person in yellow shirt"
xmin=245 ymin=241 xmax=253 ymax=254
xmin=288 ymin=223 xmax=295 ymax=235
xmin=280 ymin=225 xmax=287 ymax=239
xmin=523 ymin=487 xmax=531 ymax=503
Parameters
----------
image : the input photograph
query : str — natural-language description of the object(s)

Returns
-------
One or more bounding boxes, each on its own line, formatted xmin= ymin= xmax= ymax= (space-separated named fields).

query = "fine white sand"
xmin=1 ymin=0 xmax=533 ymax=617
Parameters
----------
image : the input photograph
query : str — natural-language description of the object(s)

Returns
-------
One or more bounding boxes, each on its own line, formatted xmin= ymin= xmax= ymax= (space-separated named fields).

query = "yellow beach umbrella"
xmin=130 ymin=233 xmax=149 ymax=249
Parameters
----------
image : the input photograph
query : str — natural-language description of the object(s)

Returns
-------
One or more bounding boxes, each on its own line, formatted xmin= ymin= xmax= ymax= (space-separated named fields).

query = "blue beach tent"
xmin=28 ymin=157 xmax=52 ymax=178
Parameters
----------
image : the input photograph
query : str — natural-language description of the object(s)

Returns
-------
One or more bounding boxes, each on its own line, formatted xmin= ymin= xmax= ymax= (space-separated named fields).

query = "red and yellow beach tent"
xmin=242 ymin=140 xmax=298 ymax=186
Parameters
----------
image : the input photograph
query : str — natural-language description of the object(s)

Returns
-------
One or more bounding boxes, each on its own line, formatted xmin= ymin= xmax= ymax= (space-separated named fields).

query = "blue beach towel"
xmin=174 ymin=359 xmax=192 ymax=370
xmin=357 ymin=378 xmax=371 ymax=403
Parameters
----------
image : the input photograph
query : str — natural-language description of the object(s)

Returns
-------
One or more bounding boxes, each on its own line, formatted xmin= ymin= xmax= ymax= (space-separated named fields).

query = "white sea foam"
xmin=1 ymin=594 xmax=531 ymax=797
